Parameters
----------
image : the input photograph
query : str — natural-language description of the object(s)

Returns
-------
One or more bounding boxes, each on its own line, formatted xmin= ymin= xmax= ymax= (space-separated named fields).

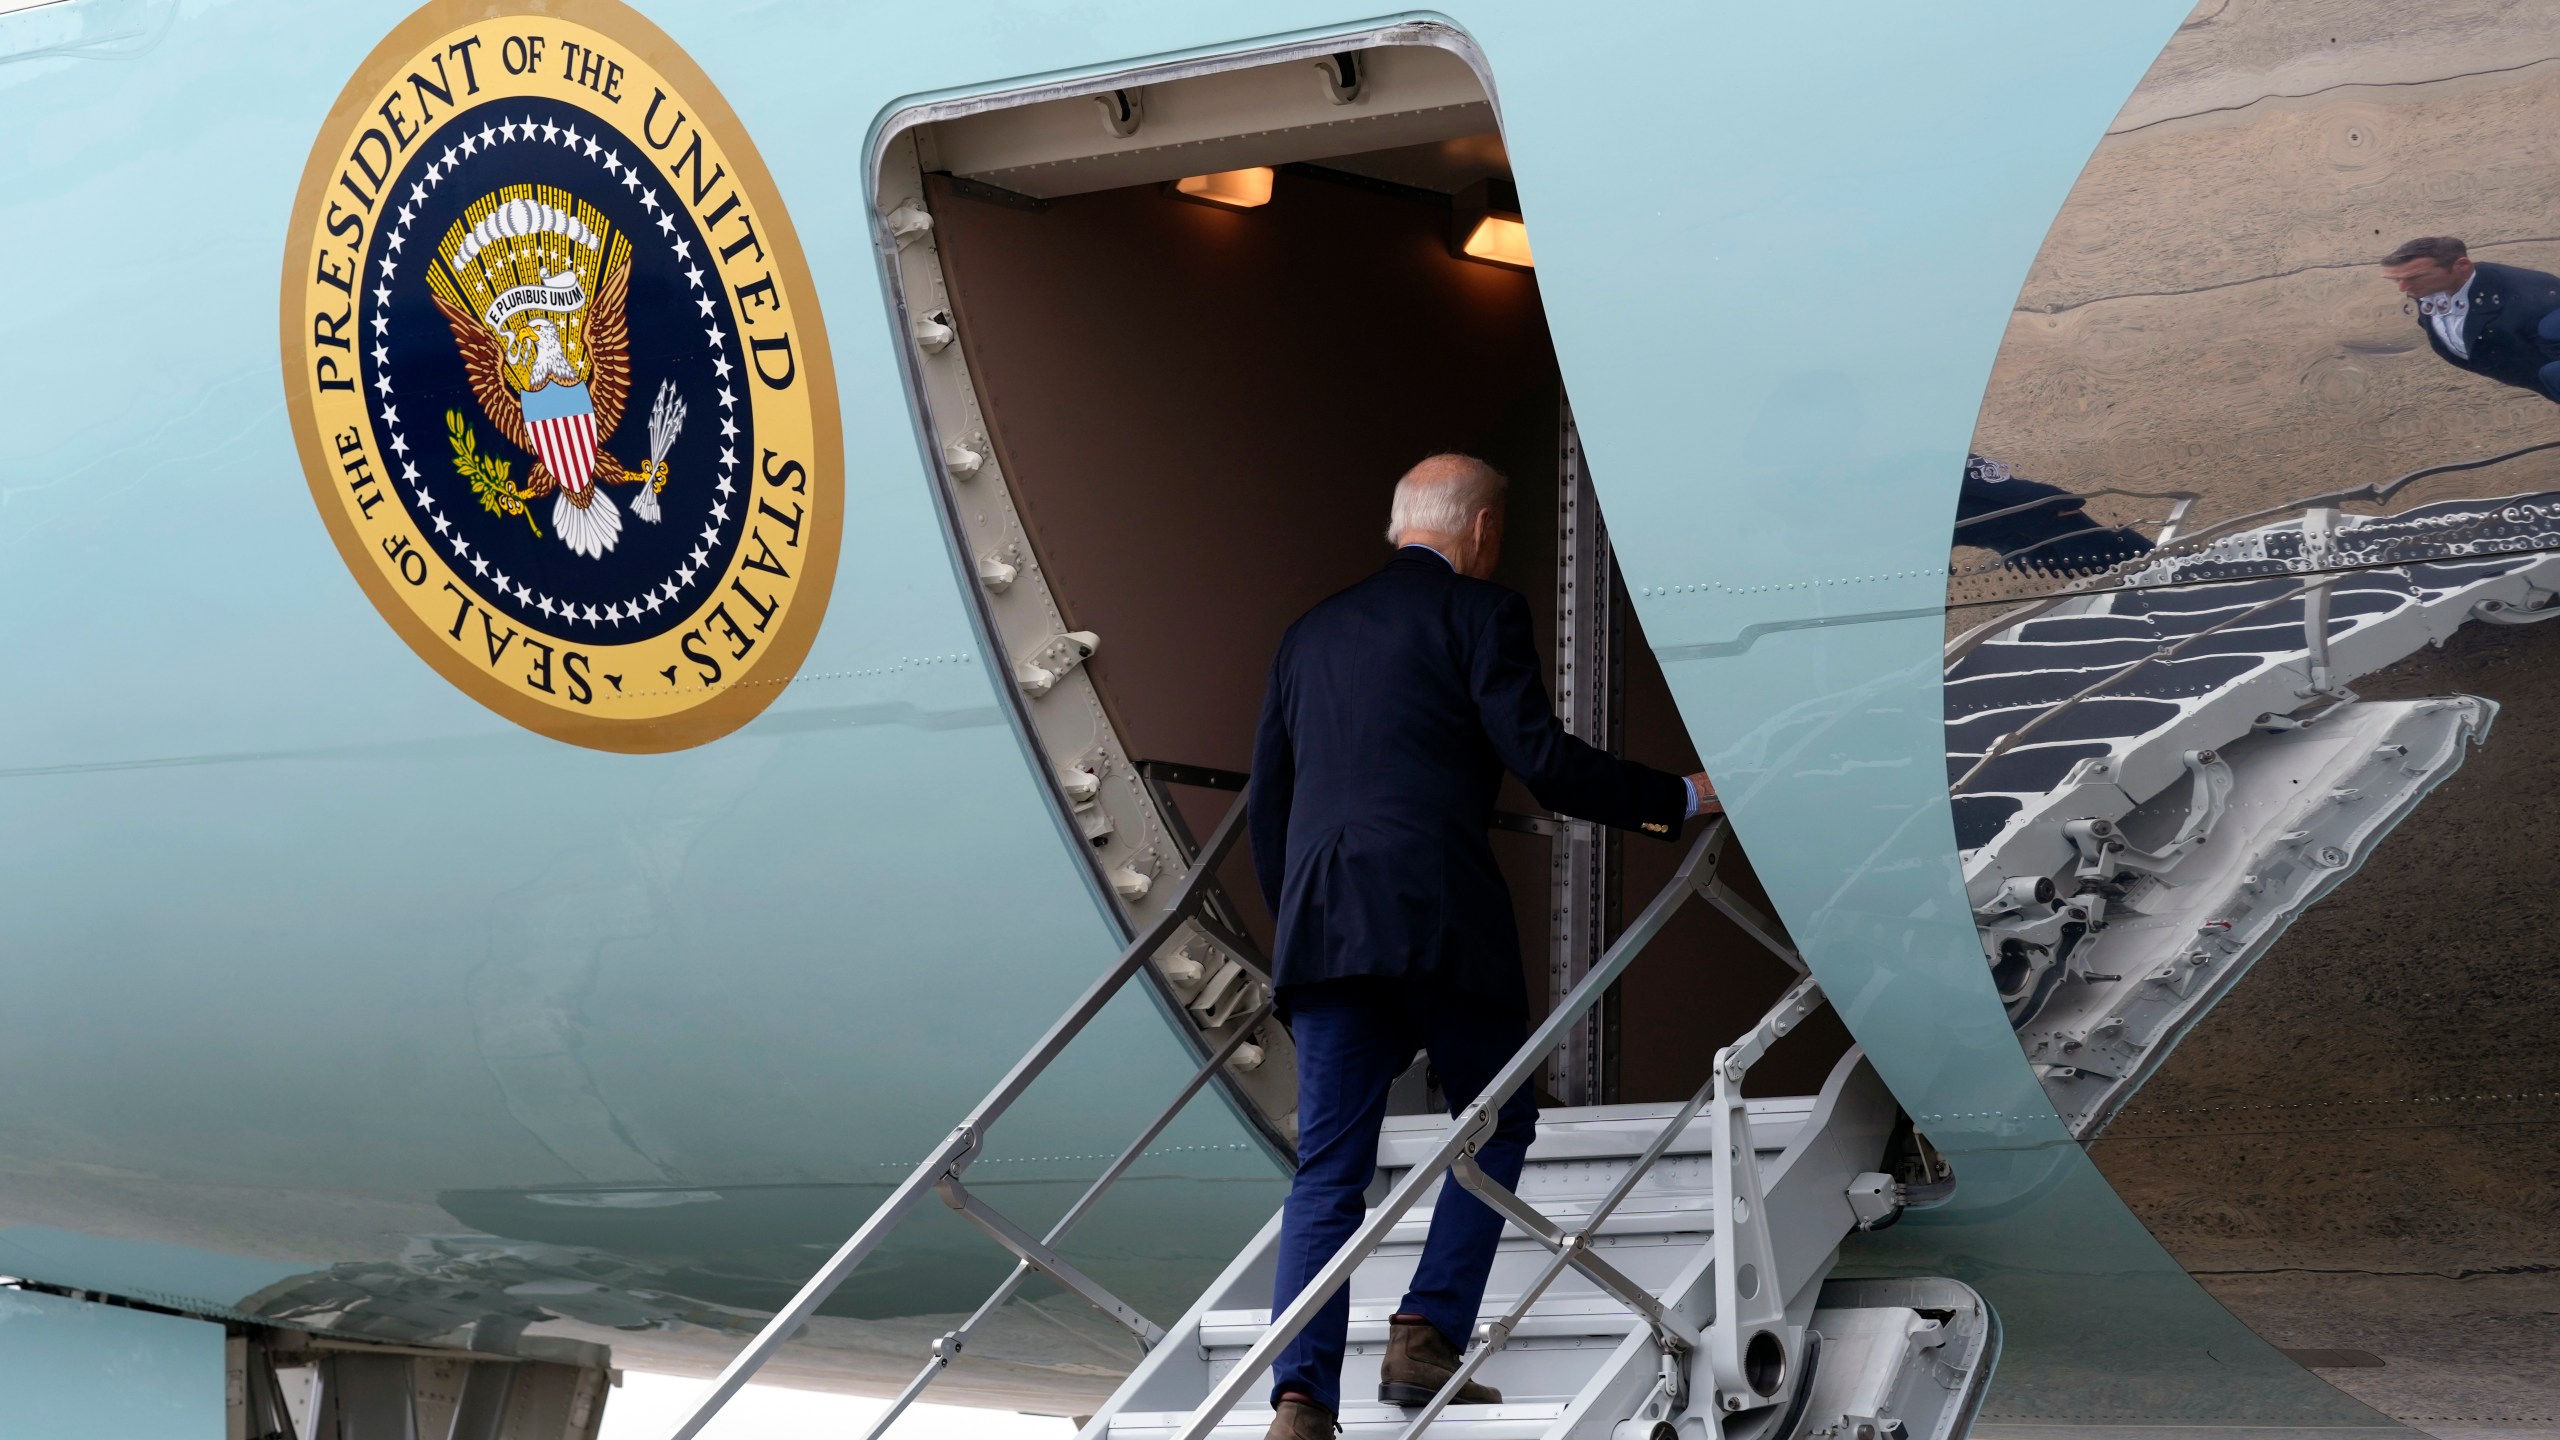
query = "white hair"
xmin=1384 ymin=454 xmax=1508 ymax=544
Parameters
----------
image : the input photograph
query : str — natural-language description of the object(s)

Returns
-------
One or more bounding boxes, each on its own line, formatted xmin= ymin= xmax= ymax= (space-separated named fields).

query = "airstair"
xmin=1948 ymin=466 xmax=2560 ymax=1135
xmin=666 ymin=799 xmax=1995 ymax=1440
xmin=1095 ymin=1058 xmax=1986 ymax=1440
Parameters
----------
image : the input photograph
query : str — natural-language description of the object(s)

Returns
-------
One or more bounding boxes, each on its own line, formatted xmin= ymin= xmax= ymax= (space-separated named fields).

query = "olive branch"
xmin=446 ymin=410 xmax=541 ymax=537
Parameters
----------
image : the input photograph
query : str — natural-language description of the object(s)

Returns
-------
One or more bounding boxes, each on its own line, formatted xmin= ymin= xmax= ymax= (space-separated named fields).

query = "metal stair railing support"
xmin=666 ymin=798 xmax=1256 ymax=1440
xmin=1389 ymin=1071 xmax=1720 ymax=1440
xmin=1698 ymin=872 xmax=1797 ymax=972
xmin=1450 ymin=1145 xmax=1705 ymax=1359
xmin=1389 ymin=936 xmax=1822 ymax=1437
xmin=854 ymin=1005 xmax=1271 ymax=1440
xmin=938 ymin=1165 xmax=1169 ymax=1353
xmin=1704 ymin=974 xmax=1827 ymax=1415
xmin=1170 ymin=820 xmax=1789 ymax=1440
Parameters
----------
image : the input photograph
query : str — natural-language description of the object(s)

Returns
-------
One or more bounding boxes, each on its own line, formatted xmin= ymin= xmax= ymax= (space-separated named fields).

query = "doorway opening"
xmin=872 ymin=28 xmax=1845 ymax=1147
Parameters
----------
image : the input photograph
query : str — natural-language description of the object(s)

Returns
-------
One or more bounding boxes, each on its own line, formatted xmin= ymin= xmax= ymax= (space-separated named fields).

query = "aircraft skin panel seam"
xmin=872 ymin=128 xmax=1305 ymax=1157
xmin=860 ymin=18 xmax=1497 ymax=204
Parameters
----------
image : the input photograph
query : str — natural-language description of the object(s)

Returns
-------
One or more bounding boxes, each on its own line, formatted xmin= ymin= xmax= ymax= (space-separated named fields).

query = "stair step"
xmin=1108 ymin=1402 xmax=1567 ymax=1439
xmin=1360 ymin=1103 xmax=1792 ymax=1255
xmin=1373 ymin=1196 xmax=1718 ymax=1247
xmin=1199 ymin=1293 xmax=1645 ymax=1349
xmin=1073 ymin=1067 xmax=2008 ymax=1440
xmin=1375 ymin=1095 xmax=1814 ymax=1169
xmin=1303 ymin=1239 xmax=1708 ymax=1321
xmin=1191 ymin=1306 xmax=1648 ymax=1408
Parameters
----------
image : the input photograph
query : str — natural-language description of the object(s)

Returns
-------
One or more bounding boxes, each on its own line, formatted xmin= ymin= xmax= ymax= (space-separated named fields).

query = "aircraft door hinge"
xmin=884 ymin=198 xmax=934 ymax=246
xmin=1016 ymin=631 xmax=1098 ymax=697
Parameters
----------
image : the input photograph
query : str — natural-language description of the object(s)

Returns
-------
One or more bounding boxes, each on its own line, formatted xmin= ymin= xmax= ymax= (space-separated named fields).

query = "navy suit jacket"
xmin=1249 ymin=547 xmax=1691 ymax=1009
xmin=2420 ymin=261 xmax=2560 ymax=396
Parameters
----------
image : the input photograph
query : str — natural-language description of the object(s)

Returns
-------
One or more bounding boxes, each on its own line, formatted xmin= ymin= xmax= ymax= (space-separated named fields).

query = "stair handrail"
xmin=1168 ymin=817 xmax=1807 ymax=1440
xmin=855 ymin=1002 xmax=1274 ymax=1440
xmin=666 ymin=796 xmax=1258 ymax=1440
xmin=672 ymin=763 xmax=1714 ymax=1440
xmin=1398 ymin=971 xmax=1827 ymax=1438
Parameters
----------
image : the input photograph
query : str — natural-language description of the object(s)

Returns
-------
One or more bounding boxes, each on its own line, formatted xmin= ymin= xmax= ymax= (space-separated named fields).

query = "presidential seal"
xmin=281 ymin=1 xmax=839 ymax=751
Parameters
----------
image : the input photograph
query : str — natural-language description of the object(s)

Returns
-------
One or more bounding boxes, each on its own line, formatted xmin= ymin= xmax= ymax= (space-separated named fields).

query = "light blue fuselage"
xmin=0 ymin=0 xmax=2390 ymax=1427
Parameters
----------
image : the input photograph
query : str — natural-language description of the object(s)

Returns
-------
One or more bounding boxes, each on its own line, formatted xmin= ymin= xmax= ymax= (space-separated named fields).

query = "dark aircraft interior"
xmin=894 ymin=48 xmax=1851 ymax=1108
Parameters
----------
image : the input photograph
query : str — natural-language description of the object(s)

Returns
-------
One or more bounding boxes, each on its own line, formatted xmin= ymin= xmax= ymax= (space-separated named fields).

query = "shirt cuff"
xmin=1682 ymin=776 xmax=1701 ymax=818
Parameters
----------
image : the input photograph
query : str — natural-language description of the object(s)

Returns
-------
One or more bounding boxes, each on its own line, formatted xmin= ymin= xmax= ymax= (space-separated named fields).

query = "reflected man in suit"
xmin=1248 ymin=454 xmax=1714 ymax=1440
xmin=2381 ymin=235 xmax=2560 ymax=401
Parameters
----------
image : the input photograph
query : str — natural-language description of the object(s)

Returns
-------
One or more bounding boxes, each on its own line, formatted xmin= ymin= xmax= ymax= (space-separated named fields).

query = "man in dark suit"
xmin=1248 ymin=453 xmax=1712 ymax=1439
xmin=2381 ymin=236 xmax=2560 ymax=400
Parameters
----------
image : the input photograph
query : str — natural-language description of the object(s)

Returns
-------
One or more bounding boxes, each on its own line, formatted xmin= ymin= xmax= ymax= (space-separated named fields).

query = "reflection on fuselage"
xmin=1942 ymin=4 xmax=2560 ymax=1427
xmin=1954 ymin=452 xmax=2155 ymax=581
xmin=2089 ymin=612 xmax=2560 ymax=1425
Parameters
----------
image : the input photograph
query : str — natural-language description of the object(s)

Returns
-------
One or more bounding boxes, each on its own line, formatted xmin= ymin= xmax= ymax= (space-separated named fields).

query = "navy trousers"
xmin=1268 ymin=977 xmax=1540 ymax=1415
xmin=2536 ymin=308 xmax=2560 ymax=399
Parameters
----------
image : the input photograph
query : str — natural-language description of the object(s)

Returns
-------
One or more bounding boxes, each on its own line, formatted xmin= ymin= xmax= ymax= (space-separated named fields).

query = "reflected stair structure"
xmin=665 ymin=805 xmax=1996 ymax=1440
xmin=1948 ymin=484 xmax=2560 ymax=1134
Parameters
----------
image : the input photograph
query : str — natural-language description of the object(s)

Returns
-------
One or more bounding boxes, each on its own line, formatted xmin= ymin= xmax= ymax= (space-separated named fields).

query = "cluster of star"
xmin=360 ymin=108 xmax=754 ymax=632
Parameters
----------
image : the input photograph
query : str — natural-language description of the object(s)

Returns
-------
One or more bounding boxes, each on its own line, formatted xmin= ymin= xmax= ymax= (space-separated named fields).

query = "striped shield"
xmin=522 ymin=380 xmax=599 ymax=495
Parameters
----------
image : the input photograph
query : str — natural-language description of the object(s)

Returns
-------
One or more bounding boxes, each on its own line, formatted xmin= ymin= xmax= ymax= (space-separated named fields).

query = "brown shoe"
xmin=1378 ymin=1315 xmax=1502 ymax=1407
xmin=1264 ymin=1395 xmax=1337 ymax=1439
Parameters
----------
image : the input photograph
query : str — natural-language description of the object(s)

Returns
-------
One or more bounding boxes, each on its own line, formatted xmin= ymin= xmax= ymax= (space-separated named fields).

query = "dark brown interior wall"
xmin=928 ymin=166 xmax=1561 ymax=772
xmin=929 ymin=166 xmax=1564 ymax=990
xmin=925 ymin=164 xmax=1846 ymax=1103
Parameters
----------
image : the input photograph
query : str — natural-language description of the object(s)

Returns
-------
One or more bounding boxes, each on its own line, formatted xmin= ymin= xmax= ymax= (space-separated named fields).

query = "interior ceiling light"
xmin=1452 ymin=178 xmax=1533 ymax=270
xmin=1463 ymin=215 xmax=1533 ymax=269
xmin=1171 ymin=167 xmax=1275 ymax=210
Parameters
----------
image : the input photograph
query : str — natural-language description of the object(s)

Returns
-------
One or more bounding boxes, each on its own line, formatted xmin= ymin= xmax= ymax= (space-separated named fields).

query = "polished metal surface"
xmin=2093 ymin=615 xmax=2560 ymax=1433
xmin=1940 ymin=4 xmax=2560 ymax=1435
xmin=10 ymin=0 xmax=2487 ymax=1427
xmin=1948 ymin=1 xmax=2560 ymax=619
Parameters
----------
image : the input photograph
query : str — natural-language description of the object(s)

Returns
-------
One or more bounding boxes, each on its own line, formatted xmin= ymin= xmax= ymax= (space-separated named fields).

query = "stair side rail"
xmin=1395 ymin=971 xmax=1827 ymax=1439
xmin=1170 ymin=817 xmax=1823 ymax=1440
xmin=852 ymin=1003 xmax=1273 ymax=1440
xmin=666 ymin=797 xmax=1257 ymax=1440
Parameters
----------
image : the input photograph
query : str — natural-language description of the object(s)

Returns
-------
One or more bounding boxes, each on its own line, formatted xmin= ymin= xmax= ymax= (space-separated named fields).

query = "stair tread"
xmin=1100 ymin=1094 xmax=1881 ymax=1438
xmin=1373 ymin=1198 xmax=1720 ymax=1246
xmin=1203 ymin=1292 xmax=1643 ymax=1328
xmin=1377 ymin=1096 xmax=1810 ymax=1169
xmin=1199 ymin=1293 xmax=1649 ymax=1352
xmin=1109 ymin=1402 xmax=1566 ymax=1439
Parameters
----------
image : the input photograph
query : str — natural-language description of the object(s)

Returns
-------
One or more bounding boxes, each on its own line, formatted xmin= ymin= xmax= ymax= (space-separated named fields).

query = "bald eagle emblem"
xmin=426 ymin=188 xmax=686 ymax=558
